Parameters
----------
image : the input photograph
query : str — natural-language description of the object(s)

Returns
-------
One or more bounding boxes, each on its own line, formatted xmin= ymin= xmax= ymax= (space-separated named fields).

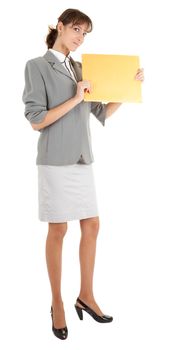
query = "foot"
xmin=51 ymin=300 xmax=67 ymax=329
xmin=75 ymin=296 xmax=104 ymax=316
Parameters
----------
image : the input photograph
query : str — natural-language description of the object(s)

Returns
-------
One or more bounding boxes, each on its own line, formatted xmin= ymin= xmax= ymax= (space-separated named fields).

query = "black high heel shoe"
xmin=50 ymin=306 xmax=68 ymax=340
xmin=74 ymin=297 xmax=113 ymax=323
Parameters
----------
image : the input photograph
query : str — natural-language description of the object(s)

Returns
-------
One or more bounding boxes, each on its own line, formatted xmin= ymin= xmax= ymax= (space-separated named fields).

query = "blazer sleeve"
xmin=22 ymin=59 xmax=48 ymax=126
xmin=90 ymin=102 xmax=107 ymax=126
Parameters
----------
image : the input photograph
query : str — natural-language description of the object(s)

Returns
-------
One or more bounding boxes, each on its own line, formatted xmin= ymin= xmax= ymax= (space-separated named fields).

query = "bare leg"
xmin=46 ymin=222 xmax=67 ymax=328
xmin=76 ymin=216 xmax=104 ymax=315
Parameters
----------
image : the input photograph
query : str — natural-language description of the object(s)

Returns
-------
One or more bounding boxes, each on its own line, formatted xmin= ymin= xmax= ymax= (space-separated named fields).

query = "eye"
xmin=83 ymin=32 xmax=87 ymax=37
xmin=74 ymin=27 xmax=80 ymax=32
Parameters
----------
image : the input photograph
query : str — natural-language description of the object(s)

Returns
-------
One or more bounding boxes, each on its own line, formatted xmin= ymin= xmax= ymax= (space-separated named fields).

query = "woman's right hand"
xmin=74 ymin=80 xmax=92 ymax=103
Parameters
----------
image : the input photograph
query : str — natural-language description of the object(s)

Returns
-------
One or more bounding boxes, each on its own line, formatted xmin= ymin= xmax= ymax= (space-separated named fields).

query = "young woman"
xmin=22 ymin=8 xmax=144 ymax=340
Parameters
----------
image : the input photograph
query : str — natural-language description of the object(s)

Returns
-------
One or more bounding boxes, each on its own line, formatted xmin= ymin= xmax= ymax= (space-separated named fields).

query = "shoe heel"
xmin=75 ymin=305 xmax=83 ymax=320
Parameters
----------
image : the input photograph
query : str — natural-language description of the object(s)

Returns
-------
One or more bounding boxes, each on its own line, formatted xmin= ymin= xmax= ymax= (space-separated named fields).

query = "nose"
xmin=77 ymin=33 xmax=84 ymax=44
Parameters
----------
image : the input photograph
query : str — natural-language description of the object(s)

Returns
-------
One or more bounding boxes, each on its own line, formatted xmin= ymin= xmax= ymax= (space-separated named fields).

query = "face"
xmin=57 ymin=21 xmax=89 ymax=53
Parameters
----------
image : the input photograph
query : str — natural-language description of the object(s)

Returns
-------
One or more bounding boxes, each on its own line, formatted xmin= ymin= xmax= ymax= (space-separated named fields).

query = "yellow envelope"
xmin=82 ymin=54 xmax=142 ymax=102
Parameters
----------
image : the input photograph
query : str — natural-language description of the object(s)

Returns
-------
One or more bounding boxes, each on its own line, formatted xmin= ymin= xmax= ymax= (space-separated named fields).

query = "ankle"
xmin=78 ymin=293 xmax=95 ymax=303
xmin=52 ymin=296 xmax=63 ymax=306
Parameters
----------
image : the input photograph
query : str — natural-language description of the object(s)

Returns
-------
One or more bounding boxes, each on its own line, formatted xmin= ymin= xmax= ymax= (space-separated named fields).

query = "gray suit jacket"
xmin=22 ymin=49 xmax=107 ymax=165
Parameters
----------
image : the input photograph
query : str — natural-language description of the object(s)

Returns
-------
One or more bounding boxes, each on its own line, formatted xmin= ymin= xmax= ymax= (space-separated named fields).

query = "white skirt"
xmin=37 ymin=163 xmax=99 ymax=223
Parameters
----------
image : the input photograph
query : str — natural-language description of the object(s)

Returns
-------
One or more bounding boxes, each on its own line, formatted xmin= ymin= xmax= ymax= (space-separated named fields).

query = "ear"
xmin=57 ymin=21 xmax=64 ymax=33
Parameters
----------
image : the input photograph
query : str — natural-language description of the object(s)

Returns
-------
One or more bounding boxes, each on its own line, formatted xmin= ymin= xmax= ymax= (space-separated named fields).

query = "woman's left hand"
xmin=135 ymin=68 xmax=144 ymax=82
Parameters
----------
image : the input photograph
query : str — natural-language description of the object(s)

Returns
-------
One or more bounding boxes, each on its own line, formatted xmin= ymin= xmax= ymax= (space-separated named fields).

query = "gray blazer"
xmin=22 ymin=49 xmax=107 ymax=166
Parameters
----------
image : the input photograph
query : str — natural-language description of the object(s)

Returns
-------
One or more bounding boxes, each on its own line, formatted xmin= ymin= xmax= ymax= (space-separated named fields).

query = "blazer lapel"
xmin=43 ymin=50 xmax=73 ymax=81
xmin=70 ymin=58 xmax=82 ymax=82
xmin=43 ymin=50 xmax=82 ymax=83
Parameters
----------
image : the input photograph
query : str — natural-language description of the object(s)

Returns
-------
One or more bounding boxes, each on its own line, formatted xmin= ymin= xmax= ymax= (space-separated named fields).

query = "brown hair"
xmin=45 ymin=8 xmax=93 ymax=49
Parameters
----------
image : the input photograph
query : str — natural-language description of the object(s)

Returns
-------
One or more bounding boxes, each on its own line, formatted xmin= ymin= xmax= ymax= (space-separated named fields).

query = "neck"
xmin=52 ymin=40 xmax=70 ymax=56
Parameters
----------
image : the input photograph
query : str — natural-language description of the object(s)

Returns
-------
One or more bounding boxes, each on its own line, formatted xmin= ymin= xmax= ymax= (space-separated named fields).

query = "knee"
xmin=80 ymin=216 xmax=100 ymax=238
xmin=48 ymin=222 xmax=67 ymax=240
xmin=89 ymin=217 xmax=100 ymax=234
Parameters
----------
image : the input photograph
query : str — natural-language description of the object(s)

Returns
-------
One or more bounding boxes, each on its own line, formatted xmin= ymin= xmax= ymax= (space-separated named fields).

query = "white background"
xmin=0 ymin=0 xmax=169 ymax=349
